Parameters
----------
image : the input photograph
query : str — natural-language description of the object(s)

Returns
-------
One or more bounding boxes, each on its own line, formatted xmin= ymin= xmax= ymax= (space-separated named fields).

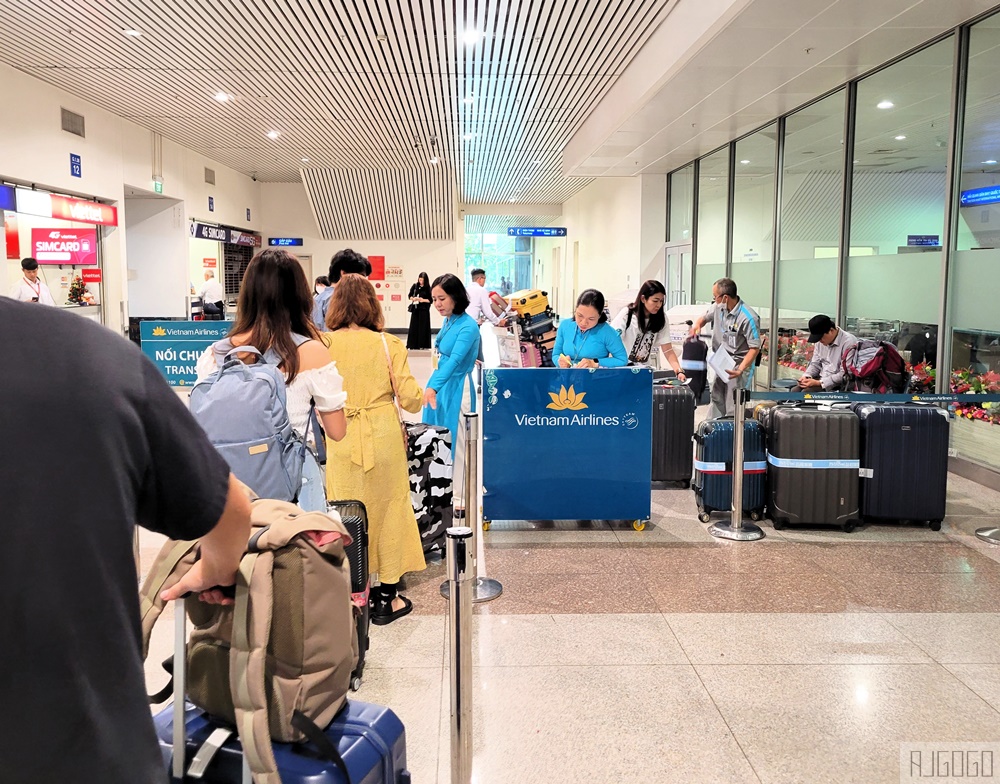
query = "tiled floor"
xmin=145 ymin=357 xmax=1000 ymax=783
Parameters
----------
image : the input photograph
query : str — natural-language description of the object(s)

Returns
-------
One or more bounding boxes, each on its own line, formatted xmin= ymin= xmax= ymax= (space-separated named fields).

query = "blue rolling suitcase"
xmin=692 ymin=418 xmax=767 ymax=522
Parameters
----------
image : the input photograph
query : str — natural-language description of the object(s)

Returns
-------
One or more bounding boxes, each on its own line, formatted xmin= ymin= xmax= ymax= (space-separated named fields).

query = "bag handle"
xmin=380 ymin=333 xmax=410 ymax=451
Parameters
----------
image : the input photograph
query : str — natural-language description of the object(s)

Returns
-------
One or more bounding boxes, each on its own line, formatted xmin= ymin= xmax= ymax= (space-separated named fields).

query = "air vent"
xmin=204 ymin=167 xmax=216 ymax=185
xmin=60 ymin=108 xmax=85 ymax=137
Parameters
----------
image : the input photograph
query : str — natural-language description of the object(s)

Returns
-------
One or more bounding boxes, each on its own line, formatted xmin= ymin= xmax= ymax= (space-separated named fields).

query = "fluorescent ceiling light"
xmin=123 ymin=28 xmax=142 ymax=37
xmin=877 ymin=100 xmax=894 ymax=109
xmin=894 ymin=135 xmax=906 ymax=140
xmin=984 ymin=160 xmax=998 ymax=165
xmin=740 ymin=159 xmax=750 ymax=164
xmin=214 ymin=91 xmax=232 ymax=103
xmin=267 ymin=130 xmax=281 ymax=140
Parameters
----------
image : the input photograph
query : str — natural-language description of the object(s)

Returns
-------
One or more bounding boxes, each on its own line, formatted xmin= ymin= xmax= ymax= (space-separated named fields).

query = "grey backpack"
xmin=190 ymin=341 xmax=307 ymax=502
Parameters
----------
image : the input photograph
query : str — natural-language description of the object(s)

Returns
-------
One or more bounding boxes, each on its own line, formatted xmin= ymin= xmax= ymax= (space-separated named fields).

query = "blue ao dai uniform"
xmin=551 ymin=320 xmax=628 ymax=367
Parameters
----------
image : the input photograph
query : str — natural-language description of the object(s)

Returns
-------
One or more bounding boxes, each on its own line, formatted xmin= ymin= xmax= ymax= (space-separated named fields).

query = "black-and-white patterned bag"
xmin=405 ymin=423 xmax=453 ymax=554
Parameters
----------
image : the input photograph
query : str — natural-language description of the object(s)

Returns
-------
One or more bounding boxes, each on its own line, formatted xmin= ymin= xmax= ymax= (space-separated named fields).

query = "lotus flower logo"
xmin=152 ymin=326 xmax=167 ymax=336
xmin=546 ymin=385 xmax=588 ymax=411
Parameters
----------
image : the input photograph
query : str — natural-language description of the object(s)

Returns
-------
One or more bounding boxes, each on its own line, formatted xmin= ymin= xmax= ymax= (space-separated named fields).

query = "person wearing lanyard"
xmin=9 ymin=258 xmax=56 ymax=306
xmin=552 ymin=288 xmax=628 ymax=369
xmin=423 ymin=272 xmax=481 ymax=513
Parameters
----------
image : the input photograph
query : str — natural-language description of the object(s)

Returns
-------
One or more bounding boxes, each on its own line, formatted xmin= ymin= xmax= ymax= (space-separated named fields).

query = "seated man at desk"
xmin=796 ymin=314 xmax=857 ymax=392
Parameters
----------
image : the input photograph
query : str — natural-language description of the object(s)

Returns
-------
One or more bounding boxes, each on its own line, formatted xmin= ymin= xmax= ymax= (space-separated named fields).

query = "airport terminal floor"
xmin=139 ymin=350 xmax=1000 ymax=784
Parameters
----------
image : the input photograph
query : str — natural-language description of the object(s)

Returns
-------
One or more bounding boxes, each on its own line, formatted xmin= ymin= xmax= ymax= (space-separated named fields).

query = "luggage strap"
xmin=694 ymin=459 xmax=766 ymax=474
xmin=680 ymin=359 xmax=707 ymax=371
xmin=188 ymin=727 xmax=234 ymax=779
xmin=291 ymin=710 xmax=352 ymax=784
xmin=766 ymin=454 xmax=860 ymax=470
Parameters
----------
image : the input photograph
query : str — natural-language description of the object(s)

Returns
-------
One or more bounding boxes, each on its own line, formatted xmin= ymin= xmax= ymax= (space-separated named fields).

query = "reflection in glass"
xmin=695 ymin=147 xmax=729 ymax=304
xmin=774 ymin=90 xmax=846 ymax=385
xmin=668 ymin=164 xmax=694 ymax=243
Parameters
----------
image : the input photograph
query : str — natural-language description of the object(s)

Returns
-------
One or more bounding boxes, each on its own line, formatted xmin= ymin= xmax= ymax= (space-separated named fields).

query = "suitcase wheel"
xmin=773 ymin=520 xmax=786 ymax=531
xmin=749 ymin=510 xmax=762 ymax=522
xmin=632 ymin=520 xmax=647 ymax=531
xmin=351 ymin=675 xmax=362 ymax=692
xmin=842 ymin=522 xmax=856 ymax=533
xmin=929 ymin=520 xmax=942 ymax=532
xmin=698 ymin=512 xmax=711 ymax=524
xmin=682 ymin=479 xmax=690 ymax=490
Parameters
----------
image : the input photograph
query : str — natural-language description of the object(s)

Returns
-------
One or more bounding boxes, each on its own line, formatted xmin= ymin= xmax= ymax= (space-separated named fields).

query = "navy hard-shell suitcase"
xmin=155 ymin=700 xmax=410 ymax=784
xmin=328 ymin=500 xmax=370 ymax=691
xmin=767 ymin=405 xmax=860 ymax=532
xmin=651 ymin=382 xmax=696 ymax=484
xmin=692 ymin=418 xmax=767 ymax=522
xmin=853 ymin=403 xmax=949 ymax=529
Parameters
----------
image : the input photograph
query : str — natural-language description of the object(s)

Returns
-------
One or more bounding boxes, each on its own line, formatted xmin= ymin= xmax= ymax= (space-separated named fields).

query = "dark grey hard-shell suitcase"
xmin=651 ymin=382 xmax=696 ymax=485
xmin=767 ymin=405 xmax=861 ymax=532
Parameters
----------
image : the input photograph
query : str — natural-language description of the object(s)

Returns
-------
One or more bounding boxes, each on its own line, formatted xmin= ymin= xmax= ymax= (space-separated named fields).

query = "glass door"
xmin=664 ymin=241 xmax=692 ymax=307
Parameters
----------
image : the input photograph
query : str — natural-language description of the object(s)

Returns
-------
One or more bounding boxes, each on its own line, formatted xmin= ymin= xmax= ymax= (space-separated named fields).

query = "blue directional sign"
xmin=268 ymin=237 xmax=304 ymax=247
xmin=140 ymin=320 xmax=233 ymax=387
xmin=70 ymin=153 xmax=82 ymax=178
xmin=507 ymin=227 xmax=567 ymax=237
xmin=960 ymin=185 xmax=1000 ymax=207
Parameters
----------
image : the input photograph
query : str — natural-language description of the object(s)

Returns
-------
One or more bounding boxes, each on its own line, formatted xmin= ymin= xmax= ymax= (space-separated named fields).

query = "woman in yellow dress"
xmin=324 ymin=274 xmax=426 ymax=624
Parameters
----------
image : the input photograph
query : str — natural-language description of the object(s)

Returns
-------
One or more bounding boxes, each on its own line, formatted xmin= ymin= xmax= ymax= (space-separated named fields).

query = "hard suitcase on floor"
xmin=508 ymin=288 xmax=549 ymax=318
xmin=155 ymin=597 xmax=410 ymax=783
xmin=651 ymin=382 xmax=696 ymax=484
xmin=767 ymin=405 xmax=861 ymax=532
xmin=404 ymin=422 xmax=454 ymax=555
xmin=328 ymin=499 xmax=370 ymax=690
xmin=853 ymin=403 xmax=949 ymax=529
xmin=692 ymin=418 xmax=767 ymax=521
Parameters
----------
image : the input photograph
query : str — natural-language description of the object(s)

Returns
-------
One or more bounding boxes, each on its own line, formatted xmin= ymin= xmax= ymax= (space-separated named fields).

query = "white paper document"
xmin=707 ymin=348 xmax=737 ymax=381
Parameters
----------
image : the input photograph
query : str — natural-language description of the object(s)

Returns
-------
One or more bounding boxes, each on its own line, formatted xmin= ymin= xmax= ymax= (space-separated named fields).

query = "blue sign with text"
xmin=482 ymin=368 xmax=652 ymax=521
xmin=70 ymin=153 xmax=82 ymax=178
xmin=0 ymin=183 xmax=15 ymax=212
xmin=208 ymin=196 xmax=215 ymax=212
xmin=268 ymin=237 xmax=304 ymax=247
xmin=140 ymin=320 xmax=233 ymax=387
xmin=907 ymin=235 xmax=940 ymax=246
xmin=960 ymin=185 xmax=1000 ymax=207
xmin=507 ymin=227 xmax=567 ymax=237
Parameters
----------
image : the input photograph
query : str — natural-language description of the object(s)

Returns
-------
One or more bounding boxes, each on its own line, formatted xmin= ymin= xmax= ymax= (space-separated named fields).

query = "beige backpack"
xmin=139 ymin=498 xmax=358 ymax=783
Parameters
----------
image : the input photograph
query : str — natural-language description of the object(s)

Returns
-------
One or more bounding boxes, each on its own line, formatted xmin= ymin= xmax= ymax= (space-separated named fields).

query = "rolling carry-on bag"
xmin=520 ymin=312 xmax=555 ymax=337
xmin=767 ymin=405 xmax=861 ymax=532
xmin=692 ymin=417 xmax=767 ymax=522
xmin=520 ymin=340 xmax=543 ymax=368
xmin=853 ymin=403 xmax=949 ymax=529
xmin=328 ymin=499 xmax=371 ymax=690
xmin=153 ymin=604 xmax=409 ymax=783
xmin=404 ymin=422 xmax=454 ymax=555
xmin=651 ymin=382 xmax=696 ymax=484
xmin=508 ymin=289 xmax=549 ymax=318
xmin=680 ymin=337 xmax=708 ymax=403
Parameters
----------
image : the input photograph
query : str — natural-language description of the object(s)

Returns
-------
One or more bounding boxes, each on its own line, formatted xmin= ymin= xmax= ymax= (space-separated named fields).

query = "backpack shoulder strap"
xmin=138 ymin=539 xmax=200 ymax=659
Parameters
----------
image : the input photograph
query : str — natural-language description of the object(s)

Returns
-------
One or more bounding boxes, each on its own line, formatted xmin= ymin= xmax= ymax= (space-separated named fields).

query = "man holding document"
xmin=689 ymin=277 xmax=761 ymax=418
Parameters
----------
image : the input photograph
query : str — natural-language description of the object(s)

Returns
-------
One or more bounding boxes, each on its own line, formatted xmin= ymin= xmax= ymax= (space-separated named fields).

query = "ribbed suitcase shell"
xmin=651 ymin=384 xmax=695 ymax=483
xmin=854 ymin=403 xmax=949 ymax=527
xmin=508 ymin=289 xmax=549 ymax=317
xmin=328 ymin=500 xmax=369 ymax=690
xmin=693 ymin=418 xmax=767 ymax=518
xmin=768 ymin=406 xmax=860 ymax=530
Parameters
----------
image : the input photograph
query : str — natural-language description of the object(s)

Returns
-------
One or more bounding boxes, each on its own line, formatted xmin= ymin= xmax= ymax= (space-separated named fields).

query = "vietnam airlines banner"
xmin=482 ymin=367 xmax=652 ymax=521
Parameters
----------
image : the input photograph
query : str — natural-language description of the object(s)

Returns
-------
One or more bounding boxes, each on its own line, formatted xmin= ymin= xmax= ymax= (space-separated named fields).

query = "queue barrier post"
xmin=709 ymin=385 xmax=765 ymax=542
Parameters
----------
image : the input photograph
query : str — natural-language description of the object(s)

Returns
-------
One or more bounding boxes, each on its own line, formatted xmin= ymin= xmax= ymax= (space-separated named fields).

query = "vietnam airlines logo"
xmin=152 ymin=326 xmax=167 ymax=336
xmin=547 ymin=385 xmax=588 ymax=411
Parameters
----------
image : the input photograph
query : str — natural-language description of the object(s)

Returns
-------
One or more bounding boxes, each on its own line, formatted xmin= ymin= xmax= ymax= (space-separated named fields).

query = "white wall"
xmin=0 ymin=61 xmax=260 ymax=332
xmin=260 ymin=183 xmax=463 ymax=331
xmin=124 ymin=198 xmax=187 ymax=317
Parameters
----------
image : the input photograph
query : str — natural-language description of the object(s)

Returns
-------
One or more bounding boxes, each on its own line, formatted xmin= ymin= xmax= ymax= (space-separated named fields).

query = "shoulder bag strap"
xmin=380 ymin=333 xmax=410 ymax=452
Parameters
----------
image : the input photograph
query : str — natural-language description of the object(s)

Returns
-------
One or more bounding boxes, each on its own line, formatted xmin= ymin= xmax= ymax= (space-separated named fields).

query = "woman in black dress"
xmin=406 ymin=271 xmax=432 ymax=349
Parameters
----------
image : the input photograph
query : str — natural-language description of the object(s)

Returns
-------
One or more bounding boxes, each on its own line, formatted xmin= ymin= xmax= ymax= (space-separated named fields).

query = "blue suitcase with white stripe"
xmin=767 ymin=405 xmax=860 ymax=532
xmin=692 ymin=418 xmax=767 ymax=522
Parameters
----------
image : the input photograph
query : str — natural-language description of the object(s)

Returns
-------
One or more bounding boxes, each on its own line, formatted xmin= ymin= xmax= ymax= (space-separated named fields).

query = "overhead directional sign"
xmin=507 ymin=226 xmax=567 ymax=237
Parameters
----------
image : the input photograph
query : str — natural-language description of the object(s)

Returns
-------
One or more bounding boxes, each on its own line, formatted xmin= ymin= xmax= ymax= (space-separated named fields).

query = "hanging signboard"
xmin=190 ymin=222 xmax=261 ymax=247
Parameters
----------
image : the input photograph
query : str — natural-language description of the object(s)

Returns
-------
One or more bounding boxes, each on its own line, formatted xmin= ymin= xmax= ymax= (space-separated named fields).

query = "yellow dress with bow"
xmin=324 ymin=329 xmax=426 ymax=583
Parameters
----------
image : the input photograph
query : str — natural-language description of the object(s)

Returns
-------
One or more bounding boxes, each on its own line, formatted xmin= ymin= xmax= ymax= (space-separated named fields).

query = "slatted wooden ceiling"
xmin=0 ymin=0 xmax=673 ymax=240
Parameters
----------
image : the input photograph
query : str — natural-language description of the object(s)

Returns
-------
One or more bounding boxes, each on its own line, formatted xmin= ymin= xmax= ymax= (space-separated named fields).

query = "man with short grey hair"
xmin=689 ymin=277 xmax=761 ymax=418
xmin=199 ymin=269 xmax=225 ymax=317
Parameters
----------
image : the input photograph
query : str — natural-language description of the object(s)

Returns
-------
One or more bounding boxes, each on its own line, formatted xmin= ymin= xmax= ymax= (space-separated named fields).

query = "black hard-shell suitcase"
xmin=680 ymin=338 xmax=708 ymax=402
xmin=767 ymin=405 xmax=861 ymax=532
xmin=328 ymin=500 xmax=370 ymax=691
xmin=853 ymin=403 xmax=949 ymax=529
xmin=651 ymin=382 xmax=696 ymax=485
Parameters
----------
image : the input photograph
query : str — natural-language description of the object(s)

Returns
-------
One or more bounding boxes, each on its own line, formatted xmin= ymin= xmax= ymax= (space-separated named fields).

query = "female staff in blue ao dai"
xmin=552 ymin=288 xmax=628 ymax=369
xmin=422 ymin=273 xmax=481 ymax=511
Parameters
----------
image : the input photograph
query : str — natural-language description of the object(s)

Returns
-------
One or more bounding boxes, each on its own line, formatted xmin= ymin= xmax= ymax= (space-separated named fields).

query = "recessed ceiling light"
xmin=508 ymin=198 xmax=517 ymax=203
xmin=123 ymin=28 xmax=142 ymax=37
xmin=894 ymin=135 xmax=907 ymax=140
xmin=463 ymin=97 xmax=474 ymax=105
xmin=984 ymin=160 xmax=998 ymax=165
xmin=266 ymin=130 xmax=280 ymax=140
xmin=532 ymin=160 xmax=542 ymax=165
xmin=740 ymin=159 xmax=750 ymax=164
xmin=213 ymin=91 xmax=232 ymax=103
xmin=376 ymin=34 xmax=387 ymax=42
xmin=463 ymin=28 xmax=480 ymax=45
xmin=463 ymin=133 xmax=474 ymax=140
xmin=300 ymin=157 xmax=309 ymax=163
xmin=429 ymin=156 xmax=440 ymax=165
xmin=877 ymin=100 xmax=894 ymax=109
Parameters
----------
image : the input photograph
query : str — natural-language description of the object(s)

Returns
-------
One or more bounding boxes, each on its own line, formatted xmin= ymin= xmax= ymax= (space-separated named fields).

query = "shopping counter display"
xmin=481 ymin=367 xmax=653 ymax=526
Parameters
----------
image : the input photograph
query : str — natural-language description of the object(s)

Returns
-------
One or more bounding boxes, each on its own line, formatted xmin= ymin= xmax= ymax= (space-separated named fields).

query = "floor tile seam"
xmin=932 ymin=662 xmax=1000 ymax=721
xmin=875 ymin=611 xmax=988 ymax=664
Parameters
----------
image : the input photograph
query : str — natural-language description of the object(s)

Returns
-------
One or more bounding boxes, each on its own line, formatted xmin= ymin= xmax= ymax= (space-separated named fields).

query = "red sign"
xmin=203 ymin=258 xmax=217 ymax=268
xmin=376 ymin=294 xmax=384 ymax=301
xmin=391 ymin=294 xmax=402 ymax=301
xmin=31 ymin=228 xmax=99 ymax=265
xmin=368 ymin=255 xmax=385 ymax=281
xmin=49 ymin=194 xmax=118 ymax=226
xmin=82 ymin=268 xmax=102 ymax=283
xmin=5 ymin=213 xmax=19 ymax=259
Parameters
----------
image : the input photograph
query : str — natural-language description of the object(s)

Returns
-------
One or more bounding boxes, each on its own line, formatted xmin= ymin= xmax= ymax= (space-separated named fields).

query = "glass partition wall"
xmin=671 ymin=10 xmax=1000 ymax=473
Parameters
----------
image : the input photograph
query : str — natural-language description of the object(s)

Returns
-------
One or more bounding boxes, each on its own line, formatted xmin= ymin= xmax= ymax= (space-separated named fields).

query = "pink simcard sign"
xmin=31 ymin=228 xmax=99 ymax=266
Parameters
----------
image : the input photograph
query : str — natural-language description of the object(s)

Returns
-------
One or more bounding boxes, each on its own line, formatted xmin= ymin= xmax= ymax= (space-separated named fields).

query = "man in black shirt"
xmin=0 ymin=299 xmax=251 ymax=783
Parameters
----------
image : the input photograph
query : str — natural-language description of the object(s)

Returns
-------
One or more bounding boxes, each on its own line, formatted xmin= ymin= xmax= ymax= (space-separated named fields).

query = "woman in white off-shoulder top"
xmin=196 ymin=249 xmax=348 ymax=509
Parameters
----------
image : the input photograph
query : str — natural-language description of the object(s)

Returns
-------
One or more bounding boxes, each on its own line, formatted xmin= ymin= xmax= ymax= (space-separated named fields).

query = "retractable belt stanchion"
xmin=172 ymin=602 xmax=187 ymax=780
xmin=709 ymin=386 xmax=765 ymax=542
xmin=441 ymin=412 xmax=503 ymax=602
xmin=446 ymin=527 xmax=474 ymax=784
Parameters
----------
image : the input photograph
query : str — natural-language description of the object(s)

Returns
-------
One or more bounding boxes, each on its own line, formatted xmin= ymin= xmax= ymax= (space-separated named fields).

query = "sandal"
xmin=371 ymin=595 xmax=413 ymax=626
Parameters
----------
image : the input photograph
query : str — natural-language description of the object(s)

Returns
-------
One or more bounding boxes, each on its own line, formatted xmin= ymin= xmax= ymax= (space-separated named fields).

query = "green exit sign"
xmin=153 ymin=180 xmax=163 ymax=194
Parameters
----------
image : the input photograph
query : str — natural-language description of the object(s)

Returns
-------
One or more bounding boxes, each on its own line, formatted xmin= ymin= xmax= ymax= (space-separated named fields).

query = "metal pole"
xmin=710 ymin=387 xmax=764 ymax=541
xmin=446 ymin=526 xmax=474 ymax=784
xmin=173 ymin=602 xmax=186 ymax=780
xmin=442 ymin=413 xmax=503 ymax=602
